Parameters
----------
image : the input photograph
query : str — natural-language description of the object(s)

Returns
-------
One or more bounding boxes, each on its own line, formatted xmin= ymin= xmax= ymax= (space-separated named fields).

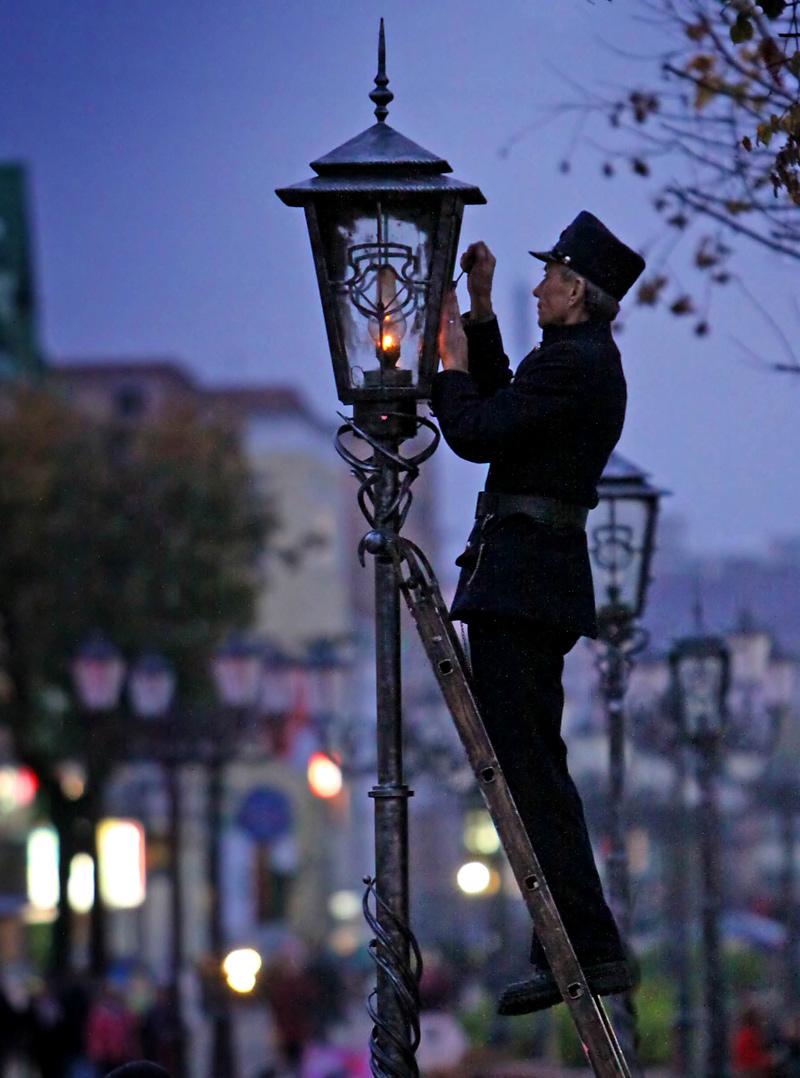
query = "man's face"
xmin=532 ymin=263 xmax=583 ymax=327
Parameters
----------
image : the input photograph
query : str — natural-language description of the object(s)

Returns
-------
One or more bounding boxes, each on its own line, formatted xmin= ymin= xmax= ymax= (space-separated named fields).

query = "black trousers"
xmin=467 ymin=614 xmax=624 ymax=968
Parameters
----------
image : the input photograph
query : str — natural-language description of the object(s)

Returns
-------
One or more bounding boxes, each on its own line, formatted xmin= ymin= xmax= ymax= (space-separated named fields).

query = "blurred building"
xmin=46 ymin=358 xmax=464 ymax=976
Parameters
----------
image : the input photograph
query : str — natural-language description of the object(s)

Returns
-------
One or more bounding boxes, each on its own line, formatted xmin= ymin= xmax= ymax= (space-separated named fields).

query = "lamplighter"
xmin=276 ymin=20 xmax=484 ymax=440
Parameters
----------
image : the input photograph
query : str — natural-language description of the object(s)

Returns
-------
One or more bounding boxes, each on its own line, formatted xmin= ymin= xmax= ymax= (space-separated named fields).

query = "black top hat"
xmin=530 ymin=211 xmax=645 ymax=301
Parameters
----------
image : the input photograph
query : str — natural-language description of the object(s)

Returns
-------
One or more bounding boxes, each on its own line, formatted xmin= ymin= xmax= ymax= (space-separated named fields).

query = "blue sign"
xmin=236 ymin=787 xmax=292 ymax=843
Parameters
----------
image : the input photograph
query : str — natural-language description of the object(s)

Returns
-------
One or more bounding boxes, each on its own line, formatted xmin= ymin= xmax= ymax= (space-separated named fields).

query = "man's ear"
xmin=570 ymin=276 xmax=587 ymax=307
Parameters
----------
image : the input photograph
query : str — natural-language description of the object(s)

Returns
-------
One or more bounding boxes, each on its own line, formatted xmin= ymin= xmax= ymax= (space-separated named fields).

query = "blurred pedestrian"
xmin=85 ymin=982 xmax=141 ymax=1076
xmin=776 ymin=1013 xmax=800 ymax=1078
xmin=264 ymin=942 xmax=320 ymax=1077
xmin=732 ymin=1003 xmax=776 ymax=1078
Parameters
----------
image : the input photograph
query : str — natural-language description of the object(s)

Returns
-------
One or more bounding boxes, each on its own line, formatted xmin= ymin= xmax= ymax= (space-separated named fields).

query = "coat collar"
xmin=540 ymin=320 xmax=613 ymax=348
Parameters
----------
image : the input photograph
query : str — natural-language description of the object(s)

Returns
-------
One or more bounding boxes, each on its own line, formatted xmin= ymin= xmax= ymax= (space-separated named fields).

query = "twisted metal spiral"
xmin=362 ymin=876 xmax=423 ymax=1078
xmin=334 ymin=413 xmax=439 ymax=549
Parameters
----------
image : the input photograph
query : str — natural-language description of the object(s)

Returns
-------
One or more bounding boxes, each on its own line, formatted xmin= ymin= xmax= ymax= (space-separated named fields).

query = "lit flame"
xmin=382 ymin=334 xmax=394 ymax=350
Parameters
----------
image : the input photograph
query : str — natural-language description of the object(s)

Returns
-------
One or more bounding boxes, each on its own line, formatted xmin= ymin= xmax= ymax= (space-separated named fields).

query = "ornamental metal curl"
xmin=362 ymin=875 xmax=423 ymax=1078
xmin=338 ymin=241 xmax=425 ymax=324
xmin=335 ymin=412 xmax=440 ymax=544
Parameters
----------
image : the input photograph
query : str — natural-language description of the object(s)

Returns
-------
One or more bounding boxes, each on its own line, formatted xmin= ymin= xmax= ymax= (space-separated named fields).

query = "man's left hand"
xmin=438 ymin=289 xmax=469 ymax=372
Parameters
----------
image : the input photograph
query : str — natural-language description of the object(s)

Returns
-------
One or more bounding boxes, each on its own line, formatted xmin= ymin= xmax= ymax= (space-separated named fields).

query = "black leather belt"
xmin=476 ymin=491 xmax=588 ymax=530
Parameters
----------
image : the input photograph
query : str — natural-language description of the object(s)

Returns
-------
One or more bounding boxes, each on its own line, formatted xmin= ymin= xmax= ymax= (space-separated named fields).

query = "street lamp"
xmin=208 ymin=636 xmax=263 ymax=1078
xmin=670 ymin=634 xmax=731 ymax=1078
xmin=127 ymin=651 xmax=186 ymax=1078
xmin=71 ymin=634 xmax=127 ymax=976
xmin=586 ymin=452 xmax=665 ymax=1067
xmin=277 ymin=24 xmax=484 ymax=1078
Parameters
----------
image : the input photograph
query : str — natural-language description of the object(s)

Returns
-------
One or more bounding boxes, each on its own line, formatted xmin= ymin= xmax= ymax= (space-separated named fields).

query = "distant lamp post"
xmin=277 ymin=23 xmax=484 ymax=1078
xmin=72 ymin=635 xmax=126 ymax=715
xmin=670 ymin=635 xmax=731 ymax=1078
xmin=128 ymin=652 xmax=187 ymax=1078
xmin=207 ymin=636 xmax=263 ymax=1078
xmin=587 ymin=453 xmax=665 ymax=1066
xmin=71 ymin=635 xmax=127 ymax=976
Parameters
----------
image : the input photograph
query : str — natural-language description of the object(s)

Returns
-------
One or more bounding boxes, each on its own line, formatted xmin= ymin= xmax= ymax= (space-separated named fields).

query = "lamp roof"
xmin=275 ymin=21 xmax=485 ymax=207
xmin=597 ymin=451 xmax=668 ymax=500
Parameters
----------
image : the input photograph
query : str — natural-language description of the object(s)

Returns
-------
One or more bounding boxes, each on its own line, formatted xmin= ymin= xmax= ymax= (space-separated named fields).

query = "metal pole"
xmin=365 ymin=445 xmax=419 ymax=1078
xmin=697 ymin=735 xmax=728 ymax=1078
xmin=208 ymin=751 xmax=234 ymax=1078
xmin=670 ymin=741 xmax=696 ymax=1078
xmin=598 ymin=626 xmax=641 ymax=1075
xmin=167 ymin=759 xmax=188 ymax=1078
xmin=86 ymin=727 xmax=108 ymax=978
xmin=781 ymin=802 xmax=800 ymax=1006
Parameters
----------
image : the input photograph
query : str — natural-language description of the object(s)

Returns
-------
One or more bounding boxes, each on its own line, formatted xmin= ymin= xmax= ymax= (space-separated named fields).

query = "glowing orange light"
xmin=307 ymin=753 xmax=343 ymax=798
xmin=382 ymin=334 xmax=394 ymax=350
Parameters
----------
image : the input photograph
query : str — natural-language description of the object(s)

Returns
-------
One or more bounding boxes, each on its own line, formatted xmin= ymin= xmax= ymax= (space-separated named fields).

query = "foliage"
xmin=555 ymin=973 xmax=675 ymax=1067
xmin=562 ymin=0 xmax=800 ymax=335
xmin=0 ymin=384 xmax=273 ymax=767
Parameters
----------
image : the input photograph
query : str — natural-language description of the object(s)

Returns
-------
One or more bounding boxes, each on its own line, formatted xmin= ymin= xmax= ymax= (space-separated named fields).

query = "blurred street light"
xmin=71 ymin=634 xmax=128 ymax=976
xmin=671 ymin=634 xmax=731 ymax=1078
xmin=207 ymin=635 xmax=262 ymax=1078
xmin=587 ymin=453 xmax=665 ymax=1071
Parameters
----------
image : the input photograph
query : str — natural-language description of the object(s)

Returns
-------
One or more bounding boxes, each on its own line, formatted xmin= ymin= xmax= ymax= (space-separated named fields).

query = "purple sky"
xmin=2 ymin=0 xmax=799 ymax=559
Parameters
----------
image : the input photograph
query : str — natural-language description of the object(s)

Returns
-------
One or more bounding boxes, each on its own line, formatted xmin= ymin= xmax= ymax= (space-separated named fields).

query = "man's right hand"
xmin=460 ymin=241 xmax=496 ymax=321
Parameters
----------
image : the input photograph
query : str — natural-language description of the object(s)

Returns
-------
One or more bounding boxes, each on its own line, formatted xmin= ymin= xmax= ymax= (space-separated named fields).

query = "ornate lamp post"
xmin=277 ymin=22 xmax=484 ymax=1078
xmin=128 ymin=651 xmax=186 ymax=1078
xmin=208 ymin=636 xmax=263 ymax=1078
xmin=71 ymin=634 xmax=127 ymax=976
xmin=586 ymin=452 xmax=664 ymax=1065
xmin=670 ymin=635 xmax=731 ymax=1078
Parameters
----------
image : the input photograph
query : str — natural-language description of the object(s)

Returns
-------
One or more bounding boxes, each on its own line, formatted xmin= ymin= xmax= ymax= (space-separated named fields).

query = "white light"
xmin=328 ymin=890 xmax=361 ymax=921
xmin=456 ymin=861 xmax=491 ymax=895
xmin=463 ymin=810 xmax=501 ymax=855
xmin=68 ymin=853 xmax=95 ymax=914
xmin=98 ymin=819 xmax=146 ymax=909
xmin=223 ymin=948 xmax=262 ymax=993
xmin=307 ymin=753 xmax=343 ymax=798
xmin=27 ymin=827 xmax=59 ymax=911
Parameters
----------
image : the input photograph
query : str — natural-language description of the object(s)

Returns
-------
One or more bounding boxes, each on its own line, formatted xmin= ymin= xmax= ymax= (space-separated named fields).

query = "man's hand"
xmin=438 ymin=289 xmax=469 ymax=372
xmin=460 ymin=241 xmax=496 ymax=321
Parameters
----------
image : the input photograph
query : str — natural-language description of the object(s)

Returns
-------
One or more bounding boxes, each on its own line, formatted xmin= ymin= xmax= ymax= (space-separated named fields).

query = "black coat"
xmin=430 ymin=315 xmax=626 ymax=638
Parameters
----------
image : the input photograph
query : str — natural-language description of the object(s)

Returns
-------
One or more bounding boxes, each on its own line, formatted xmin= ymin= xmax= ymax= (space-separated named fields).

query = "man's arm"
xmin=432 ymin=345 xmax=582 ymax=464
xmin=438 ymin=241 xmax=512 ymax=396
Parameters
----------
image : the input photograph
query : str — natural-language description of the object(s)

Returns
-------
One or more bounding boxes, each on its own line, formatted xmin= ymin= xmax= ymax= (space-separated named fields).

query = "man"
xmin=432 ymin=211 xmax=645 ymax=1016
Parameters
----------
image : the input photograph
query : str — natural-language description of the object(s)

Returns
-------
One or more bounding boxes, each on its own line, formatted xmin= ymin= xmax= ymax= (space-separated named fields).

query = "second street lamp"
xmin=71 ymin=634 xmax=127 ymax=977
xmin=586 ymin=452 xmax=665 ymax=1067
xmin=670 ymin=634 xmax=731 ymax=1078
xmin=208 ymin=636 xmax=263 ymax=1078
xmin=277 ymin=22 xmax=484 ymax=1078
xmin=127 ymin=651 xmax=187 ymax=1078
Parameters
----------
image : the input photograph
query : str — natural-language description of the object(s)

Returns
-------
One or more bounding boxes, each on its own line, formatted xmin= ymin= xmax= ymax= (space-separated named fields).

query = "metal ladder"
xmin=391 ymin=535 xmax=632 ymax=1078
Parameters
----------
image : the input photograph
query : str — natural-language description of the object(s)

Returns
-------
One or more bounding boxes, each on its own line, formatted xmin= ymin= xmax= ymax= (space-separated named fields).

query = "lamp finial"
xmin=369 ymin=19 xmax=393 ymax=122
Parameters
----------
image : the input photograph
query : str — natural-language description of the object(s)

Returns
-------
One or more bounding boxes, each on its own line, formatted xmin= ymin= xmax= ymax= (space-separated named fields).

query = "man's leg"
xmin=467 ymin=614 xmax=625 ymax=969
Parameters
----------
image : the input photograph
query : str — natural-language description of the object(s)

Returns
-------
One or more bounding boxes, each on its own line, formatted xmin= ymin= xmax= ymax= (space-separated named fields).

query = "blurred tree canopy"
xmin=563 ymin=0 xmax=800 ymax=337
xmin=0 ymin=385 xmax=274 ymax=770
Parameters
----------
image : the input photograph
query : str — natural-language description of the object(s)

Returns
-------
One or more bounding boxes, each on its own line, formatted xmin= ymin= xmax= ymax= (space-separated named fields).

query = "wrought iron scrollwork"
xmin=339 ymin=241 xmax=424 ymax=324
xmin=335 ymin=412 xmax=439 ymax=547
xmin=362 ymin=876 xmax=423 ymax=1078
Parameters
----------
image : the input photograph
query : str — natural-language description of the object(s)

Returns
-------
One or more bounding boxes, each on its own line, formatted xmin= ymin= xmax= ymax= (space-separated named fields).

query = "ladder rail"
xmin=392 ymin=537 xmax=631 ymax=1078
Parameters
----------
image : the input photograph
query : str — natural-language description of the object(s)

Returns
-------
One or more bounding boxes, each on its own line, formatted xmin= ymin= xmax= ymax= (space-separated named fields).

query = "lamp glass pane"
xmin=587 ymin=496 xmax=650 ymax=616
xmin=212 ymin=654 xmax=262 ymax=709
xmin=317 ymin=199 xmax=437 ymax=393
xmin=677 ymin=654 xmax=725 ymax=737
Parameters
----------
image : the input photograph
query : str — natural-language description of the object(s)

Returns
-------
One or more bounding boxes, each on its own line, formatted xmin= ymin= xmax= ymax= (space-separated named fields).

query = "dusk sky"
xmin=2 ymin=0 xmax=799 ymax=560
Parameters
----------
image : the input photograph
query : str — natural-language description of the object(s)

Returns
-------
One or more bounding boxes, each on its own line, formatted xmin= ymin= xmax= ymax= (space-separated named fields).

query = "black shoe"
xmin=497 ymin=959 xmax=635 ymax=1016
